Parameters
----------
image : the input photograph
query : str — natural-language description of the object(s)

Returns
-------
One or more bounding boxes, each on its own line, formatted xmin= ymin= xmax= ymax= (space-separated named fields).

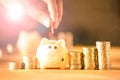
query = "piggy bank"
xmin=36 ymin=38 xmax=69 ymax=69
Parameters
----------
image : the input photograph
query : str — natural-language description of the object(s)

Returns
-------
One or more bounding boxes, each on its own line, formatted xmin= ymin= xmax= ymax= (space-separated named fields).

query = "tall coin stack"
xmin=69 ymin=51 xmax=83 ymax=70
xmin=82 ymin=48 xmax=95 ymax=70
xmin=96 ymin=41 xmax=111 ymax=70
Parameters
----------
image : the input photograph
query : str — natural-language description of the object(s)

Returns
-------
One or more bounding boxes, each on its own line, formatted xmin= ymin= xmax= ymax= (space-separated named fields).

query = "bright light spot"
xmin=7 ymin=2 xmax=24 ymax=20
xmin=43 ymin=19 xmax=50 ymax=28
xmin=7 ymin=44 xmax=13 ymax=54
xmin=22 ymin=56 xmax=29 ymax=63
xmin=0 ymin=49 xmax=2 ymax=59
xmin=17 ymin=31 xmax=41 ymax=56
xmin=9 ymin=62 xmax=16 ymax=70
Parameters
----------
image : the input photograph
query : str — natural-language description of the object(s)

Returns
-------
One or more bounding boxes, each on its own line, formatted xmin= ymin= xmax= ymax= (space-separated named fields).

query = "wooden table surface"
xmin=0 ymin=46 xmax=120 ymax=80
xmin=0 ymin=70 xmax=120 ymax=80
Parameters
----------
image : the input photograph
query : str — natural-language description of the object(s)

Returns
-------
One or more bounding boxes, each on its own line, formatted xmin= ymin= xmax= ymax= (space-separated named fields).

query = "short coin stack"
xmin=96 ymin=41 xmax=111 ymax=70
xmin=69 ymin=51 xmax=83 ymax=70
xmin=82 ymin=48 xmax=95 ymax=70
xmin=9 ymin=62 xmax=17 ymax=70
xmin=22 ymin=56 xmax=37 ymax=69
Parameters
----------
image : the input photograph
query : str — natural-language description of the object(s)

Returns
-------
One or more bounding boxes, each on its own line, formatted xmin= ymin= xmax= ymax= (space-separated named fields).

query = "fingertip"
xmin=53 ymin=22 xmax=58 ymax=29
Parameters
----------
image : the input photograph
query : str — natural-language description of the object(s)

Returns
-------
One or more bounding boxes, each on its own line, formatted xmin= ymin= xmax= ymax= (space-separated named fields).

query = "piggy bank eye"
xmin=48 ymin=45 xmax=51 ymax=49
xmin=54 ymin=46 xmax=57 ymax=49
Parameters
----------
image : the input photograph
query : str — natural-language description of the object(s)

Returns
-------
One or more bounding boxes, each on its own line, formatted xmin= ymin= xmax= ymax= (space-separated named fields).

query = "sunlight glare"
xmin=7 ymin=2 xmax=24 ymax=20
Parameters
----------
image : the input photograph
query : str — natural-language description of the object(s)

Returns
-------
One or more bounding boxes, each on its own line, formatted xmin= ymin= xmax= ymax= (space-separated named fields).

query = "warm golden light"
xmin=6 ymin=44 xmax=13 ymax=54
xmin=9 ymin=62 xmax=16 ymax=70
xmin=6 ymin=2 xmax=24 ymax=20
xmin=17 ymin=31 xmax=41 ymax=57
xmin=0 ymin=49 xmax=2 ymax=59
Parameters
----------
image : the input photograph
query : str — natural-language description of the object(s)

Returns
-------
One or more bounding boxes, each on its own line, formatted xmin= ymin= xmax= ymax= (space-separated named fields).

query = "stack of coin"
xmin=69 ymin=51 xmax=83 ymax=70
xmin=96 ymin=41 xmax=111 ymax=70
xmin=91 ymin=48 xmax=99 ymax=70
xmin=22 ymin=56 xmax=37 ymax=69
xmin=9 ymin=62 xmax=17 ymax=70
xmin=82 ymin=48 xmax=95 ymax=70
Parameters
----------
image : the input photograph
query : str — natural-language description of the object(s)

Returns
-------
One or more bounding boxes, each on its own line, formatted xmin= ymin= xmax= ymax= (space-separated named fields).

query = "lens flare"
xmin=6 ymin=2 xmax=24 ymax=20
xmin=6 ymin=44 xmax=13 ymax=54
xmin=0 ymin=49 xmax=2 ymax=59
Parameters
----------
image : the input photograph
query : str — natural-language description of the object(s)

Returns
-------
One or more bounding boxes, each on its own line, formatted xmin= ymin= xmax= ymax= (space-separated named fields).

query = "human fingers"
xmin=46 ymin=0 xmax=59 ymax=29
xmin=25 ymin=0 xmax=51 ymax=28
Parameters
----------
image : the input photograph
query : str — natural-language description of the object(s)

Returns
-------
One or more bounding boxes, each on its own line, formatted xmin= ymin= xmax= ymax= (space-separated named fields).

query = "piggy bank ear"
xmin=57 ymin=39 xmax=66 ymax=48
xmin=40 ymin=38 xmax=49 ymax=45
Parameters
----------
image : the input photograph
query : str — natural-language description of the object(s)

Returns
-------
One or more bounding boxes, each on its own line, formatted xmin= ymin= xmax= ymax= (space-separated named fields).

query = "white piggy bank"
xmin=36 ymin=38 xmax=69 ymax=69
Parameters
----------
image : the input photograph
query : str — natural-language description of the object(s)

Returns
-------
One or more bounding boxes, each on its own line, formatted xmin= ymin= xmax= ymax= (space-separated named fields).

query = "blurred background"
xmin=58 ymin=0 xmax=120 ymax=45
xmin=0 ymin=0 xmax=120 ymax=70
xmin=0 ymin=0 xmax=120 ymax=49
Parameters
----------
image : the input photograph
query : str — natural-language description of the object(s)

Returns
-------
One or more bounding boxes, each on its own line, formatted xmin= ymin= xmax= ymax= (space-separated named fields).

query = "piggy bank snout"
xmin=48 ymin=52 xmax=61 ymax=57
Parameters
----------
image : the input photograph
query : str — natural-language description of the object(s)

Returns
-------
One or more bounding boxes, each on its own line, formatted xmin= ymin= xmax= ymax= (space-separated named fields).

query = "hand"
xmin=26 ymin=0 xmax=63 ymax=29
xmin=45 ymin=0 xmax=63 ymax=29
xmin=0 ymin=0 xmax=63 ymax=29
